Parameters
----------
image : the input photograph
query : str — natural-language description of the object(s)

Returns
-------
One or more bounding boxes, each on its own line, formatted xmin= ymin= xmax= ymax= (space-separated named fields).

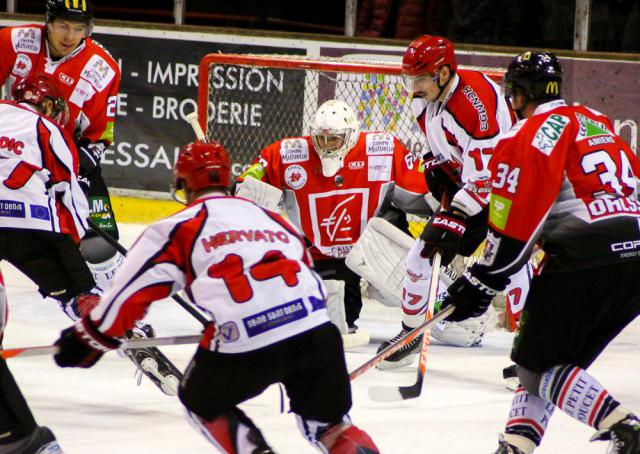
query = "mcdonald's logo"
xmin=546 ymin=81 xmax=559 ymax=95
xmin=522 ymin=52 xmax=531 ymax=61
xmin=64 ymin=0 xmax=87 ymax=11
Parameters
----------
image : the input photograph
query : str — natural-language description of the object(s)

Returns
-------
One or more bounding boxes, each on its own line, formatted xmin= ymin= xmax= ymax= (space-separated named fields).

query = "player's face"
xmin=47 ymin=19 xmax=88 ymax=58
xmin=404 ymin=72 xmax=442 ymax=102
xmin=313 ymin=132 xmax=345 ymax=154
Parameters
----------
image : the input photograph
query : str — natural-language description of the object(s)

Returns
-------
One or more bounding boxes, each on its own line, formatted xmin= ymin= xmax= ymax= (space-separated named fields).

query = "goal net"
xmin=197 ymin=53 xmax=504 ymax=178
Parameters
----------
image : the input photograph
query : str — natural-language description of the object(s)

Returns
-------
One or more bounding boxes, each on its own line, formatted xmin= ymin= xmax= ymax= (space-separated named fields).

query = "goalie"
xmin=237 ymin=99 xmax=430 ymax=333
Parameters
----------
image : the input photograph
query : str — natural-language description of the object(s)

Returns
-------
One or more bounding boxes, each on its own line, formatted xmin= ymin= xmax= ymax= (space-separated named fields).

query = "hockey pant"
xmin=179 ymin=323 xmax=378 ymax=453
xmin=402 ymin=238 xmax=532 ymax=347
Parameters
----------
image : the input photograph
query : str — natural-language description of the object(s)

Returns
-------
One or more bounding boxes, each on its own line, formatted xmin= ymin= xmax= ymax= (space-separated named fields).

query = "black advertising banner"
xmin=89 ymin=32 xmax=305 ymax=192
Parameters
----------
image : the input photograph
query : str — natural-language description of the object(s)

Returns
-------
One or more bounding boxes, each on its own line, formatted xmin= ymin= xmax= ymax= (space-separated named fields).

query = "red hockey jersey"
xmin=412 ymin=69 xmax=514 ymax=215
xmin=240 ymin=132 xmax=428 ymax=260
xmin=484 ymin=100 xmax=640 ymax=274
xmin=0 ymin=24 xmax=120 ymax=145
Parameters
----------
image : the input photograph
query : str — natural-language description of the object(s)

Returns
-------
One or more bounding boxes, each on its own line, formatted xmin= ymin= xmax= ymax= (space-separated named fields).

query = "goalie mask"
xmin=12 ymin=73 xmax=69 ymax=127
xmin=310 ymin=100 xmax=360 ymax=177
xmin=172 ymin=141 xmax=232 ymax=204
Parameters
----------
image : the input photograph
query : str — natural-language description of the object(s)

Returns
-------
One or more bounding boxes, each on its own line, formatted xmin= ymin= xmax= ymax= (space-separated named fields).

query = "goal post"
xmin=197 ymin=53 xmax=504 ymax=176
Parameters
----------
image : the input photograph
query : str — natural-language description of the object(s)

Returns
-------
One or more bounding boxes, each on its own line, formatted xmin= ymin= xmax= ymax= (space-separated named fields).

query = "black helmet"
xmin=504 ymin=51 xmax=563 ymax=102
xmin=46 ymin=0 xmax=93 ymax=27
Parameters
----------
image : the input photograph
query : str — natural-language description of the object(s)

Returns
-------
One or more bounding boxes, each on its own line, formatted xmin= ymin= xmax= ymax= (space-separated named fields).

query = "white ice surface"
xmin=2 ymin=223 xmax=639 ymax=454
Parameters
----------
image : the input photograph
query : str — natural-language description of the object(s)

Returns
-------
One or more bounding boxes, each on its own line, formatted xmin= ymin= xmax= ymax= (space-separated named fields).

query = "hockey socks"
xmin=538 ymin=365 xmax=628 ymax=430
xmin=185 ymin=408 xmax=273 ymax=454
xmin=503 ymin=386 xmax=555 ymax=453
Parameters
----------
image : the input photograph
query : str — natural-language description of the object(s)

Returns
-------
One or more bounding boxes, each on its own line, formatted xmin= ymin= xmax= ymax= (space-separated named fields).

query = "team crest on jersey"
xmin=284 ymin=165 xmax=307 ymax=189
xmin=12 ymin=54 xmax=32 ymax=78
xmin=280 ymin=139 xmax=309 ymax=163
xmin=309 ymin=188 xmax=368 ymax=258
xmin=531 ymin=114 xmax=569 ymax=156
xmin=12 ymin=28 xmax=41 ymax=54
xmin=365 ymin=133 xmax=394 ymax=155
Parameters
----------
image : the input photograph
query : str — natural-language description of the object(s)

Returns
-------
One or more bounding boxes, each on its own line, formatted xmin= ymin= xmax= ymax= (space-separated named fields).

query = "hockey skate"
xmin=375 ymin=323 xmax=422 ymax=370
xmin=6 ymin=425 xmax=65 ymax=454
xmin=123 ymin=322 xmax=182 ymax=396
xmin=590 ymin=414 xmax=640 ymax=454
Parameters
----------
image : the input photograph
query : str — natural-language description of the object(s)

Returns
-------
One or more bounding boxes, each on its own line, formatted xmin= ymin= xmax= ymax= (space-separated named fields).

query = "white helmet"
xmin=310 ymin=100 xmax=360 ymax=177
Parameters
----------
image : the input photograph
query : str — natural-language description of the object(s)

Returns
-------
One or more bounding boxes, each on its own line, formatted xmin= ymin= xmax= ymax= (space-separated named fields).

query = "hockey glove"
xmin=423 ymin=153 xmax=461 ymax=203
xmin=77 ymin=140 xmax=106 ymax=176
xmin=54 ymin=317 xmax=120 ymax=368
xmin=440 ymin=265 xmax=509 ymax=322
xmin=420 ymin=209 xmax=467 ymax=267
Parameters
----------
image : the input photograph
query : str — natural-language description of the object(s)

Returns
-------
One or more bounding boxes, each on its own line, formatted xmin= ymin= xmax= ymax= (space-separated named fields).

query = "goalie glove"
xmin=423 ymin=153 xmax=461 ymax=203
xmin=440 ymin=265 xmax=509 ymax=322
xmin=77 ymin=140 xmax=107 ymax=176
xmin=54 ymin=317 xmax=121 ymax=368
xmin=420 ymin=209 xmax=467 ymax=267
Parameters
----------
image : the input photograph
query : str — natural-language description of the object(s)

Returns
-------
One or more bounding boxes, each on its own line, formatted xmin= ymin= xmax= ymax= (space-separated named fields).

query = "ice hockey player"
xmin=0 ymin=72 xmax=179 ymax=395
xmin=440 ymin=51 xmax=640 ymax=454
xmin=0 ymin=0 xmax=125 ymax=303
xmin=0 ymin=72 xmax=94 ymax=308
xmin=0 ymin=271 xmax=64 ymax=454
xmin=376 ymin=34 xmax=532 ymax=367
xmin=53 ymin=140 xmax=380 ymax=454
xmin=237 ymin=99 xmax=430 ymax=332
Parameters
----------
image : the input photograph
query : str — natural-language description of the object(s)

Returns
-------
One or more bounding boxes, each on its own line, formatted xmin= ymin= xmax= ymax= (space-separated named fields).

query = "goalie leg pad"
xmin=324 ymin=280 xmax=348 ymax=335
xmin=185 ymin=407 xmax=273 ymax=454
xmin=431 ymin=305 xmax=497 ymax=347
xmin=345 ymin=217 xmax=414 ymax=308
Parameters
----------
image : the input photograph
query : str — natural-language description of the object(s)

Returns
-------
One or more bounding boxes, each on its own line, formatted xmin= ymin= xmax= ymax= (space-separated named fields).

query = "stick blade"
xmin=368 ymin=377 xmax=424 ymax=402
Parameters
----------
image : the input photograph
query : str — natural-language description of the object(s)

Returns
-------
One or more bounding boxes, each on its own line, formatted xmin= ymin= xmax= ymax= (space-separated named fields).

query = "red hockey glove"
xmin=440 ymin=265 xmax=508 ymax=322
xmin=420 ymin=209 xmax=467 ymax=267
xmin=54 ymin=317 xmax=121 ymax=368
xmin=423 ymin=154 xmax=461 ymax=203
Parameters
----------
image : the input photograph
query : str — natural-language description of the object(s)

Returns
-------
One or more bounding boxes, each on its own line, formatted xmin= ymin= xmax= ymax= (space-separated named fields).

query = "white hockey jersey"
xmin=411 ymin=69 xmax=514 ymax=215
xmin=90 ymin=195 xmax=330 ymax=353
xmin=0 ymin=101 xmax=89 ymax=241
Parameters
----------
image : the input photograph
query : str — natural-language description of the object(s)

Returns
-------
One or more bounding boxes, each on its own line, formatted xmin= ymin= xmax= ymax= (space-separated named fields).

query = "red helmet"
xmin=172 ymin=141 xmax=232 ymax=203
xmin=402 ymin=35 xmax=457 ymax=76
xmin=12 ymin=73 xmax=69 ymax=126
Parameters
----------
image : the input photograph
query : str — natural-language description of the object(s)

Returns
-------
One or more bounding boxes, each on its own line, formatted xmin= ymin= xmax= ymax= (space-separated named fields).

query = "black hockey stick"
xmin=87 ymin=219 xmax=210 ymax=327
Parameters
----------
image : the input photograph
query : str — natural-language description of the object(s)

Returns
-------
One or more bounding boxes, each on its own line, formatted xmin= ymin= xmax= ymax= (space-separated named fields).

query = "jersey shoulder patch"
xmin=530 ymin=113 xmax=570 ymax=156
xmin=81 ymin=54 xmax=117 ymax=92
xmin=279 ymin=138 xmax=310 ymax=164
xmin=10 ymin=25 xmax=42 ymax=54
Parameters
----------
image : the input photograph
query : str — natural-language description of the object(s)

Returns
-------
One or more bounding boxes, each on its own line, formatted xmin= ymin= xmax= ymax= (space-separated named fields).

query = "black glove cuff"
xmin=75 ymin=317 xmax=121 ymax=352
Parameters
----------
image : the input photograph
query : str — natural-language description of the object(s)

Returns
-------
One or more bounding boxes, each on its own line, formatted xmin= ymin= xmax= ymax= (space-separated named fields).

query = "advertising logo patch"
xmin=0 ymin=200 xmax=25 ymax=218
xmin=531 ymin=114 xmax=569 ymax=156
xmin=30 ymin=204 xmax=50 ymax=221
xmin=13 ymin=54 xmax=32 ymax=78
xmin=280 ymin=138 xmax=309 ymax=164
xmin=489 ymin=194 xmax=512 ymax=230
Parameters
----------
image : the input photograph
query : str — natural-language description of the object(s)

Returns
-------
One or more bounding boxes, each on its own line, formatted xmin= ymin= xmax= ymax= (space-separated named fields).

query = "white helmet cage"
xmin=310 ymin=100 xmax=360 ymax=175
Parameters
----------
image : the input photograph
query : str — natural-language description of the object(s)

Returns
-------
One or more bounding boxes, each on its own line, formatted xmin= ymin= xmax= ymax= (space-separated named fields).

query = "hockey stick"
xmin=367 ymin=252 xmax=443 ymax=402
xmin=87 ymin=219 xmax=210 ymax=327
xmin=185 ymin=112 xmax=206 ymax=141
xmin=349 ymin=304 xmax=454 ymax=382
xmin=0 ymin=334 xmax=201 ymax=360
